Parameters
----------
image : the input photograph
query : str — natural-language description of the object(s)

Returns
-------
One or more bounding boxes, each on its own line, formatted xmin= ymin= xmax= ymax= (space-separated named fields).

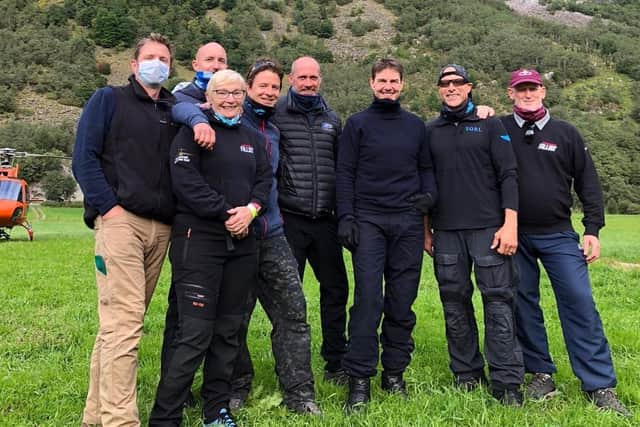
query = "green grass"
xmin=1 ymin=208 xmax=638 ymax=426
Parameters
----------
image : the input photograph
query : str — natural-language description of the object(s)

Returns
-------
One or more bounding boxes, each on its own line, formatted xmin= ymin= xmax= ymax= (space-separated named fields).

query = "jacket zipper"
xmin=306 ymin=114 xmax=318 ymax=218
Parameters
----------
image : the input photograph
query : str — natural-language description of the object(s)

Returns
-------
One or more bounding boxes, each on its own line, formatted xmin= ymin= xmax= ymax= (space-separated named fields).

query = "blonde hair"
xmin=206 ymin=69 xmax=246 ymax=94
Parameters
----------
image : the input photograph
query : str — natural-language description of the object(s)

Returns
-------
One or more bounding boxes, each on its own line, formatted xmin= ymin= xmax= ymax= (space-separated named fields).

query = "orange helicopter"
xmin=0 ymin=148 xmax=70 ymax=240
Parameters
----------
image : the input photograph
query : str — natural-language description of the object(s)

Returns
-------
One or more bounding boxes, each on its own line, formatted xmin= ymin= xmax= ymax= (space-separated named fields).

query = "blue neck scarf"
xmin=212 ymin=111 xmax=241 ymax=128
xmin=246 ymin=97 xmax=274 ymax=119
xmin=194 ymin=71 xmax=213 ymax=90
xmin=440 ymin=98 xmax=475 ymax=122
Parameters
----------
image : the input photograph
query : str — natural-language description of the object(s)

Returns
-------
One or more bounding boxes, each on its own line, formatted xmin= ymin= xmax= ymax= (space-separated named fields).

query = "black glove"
xmin=338 ymin=215 xmax=359 ymax=252
xmin=408 ymin=193 xmax=435 ymax=215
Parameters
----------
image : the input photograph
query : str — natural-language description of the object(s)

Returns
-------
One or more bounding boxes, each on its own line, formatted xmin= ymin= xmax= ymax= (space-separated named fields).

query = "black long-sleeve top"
xmin=336 ymin=98 xmax=436 ymax=218
xmin=170 ymin=112 xmax=272 ymax=244
xmin=426 ymin=112 xmax=518 ymax=230
xmin=500 ymin=113 xmax=604 ymax=236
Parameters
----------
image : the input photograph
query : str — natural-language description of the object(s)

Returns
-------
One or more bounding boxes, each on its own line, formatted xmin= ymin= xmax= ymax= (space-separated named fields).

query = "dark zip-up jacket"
xmin=170 ymin=111 xmax=271 ymax=247
xmin=242 ymin=100 xmax=284 ymax=240
xmin=426 ymin=112 xmax=518 ymax=230
xmin=173 ymin=80 xmax=206 ymax=104
xmin=500 ymin=114 xmax=604 ymax=236
xmin=272 ymin=88 xmax=341 ymax=218
xmin=171 ymin=100 xmax=284 ymax=240
xmin=336 ymin=98 xmax=436 ymax=218
xmin=72 ymin=75 xmax=178 ymax=228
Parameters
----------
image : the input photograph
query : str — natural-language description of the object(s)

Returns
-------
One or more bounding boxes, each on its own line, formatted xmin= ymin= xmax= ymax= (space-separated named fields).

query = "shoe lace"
xmin=596 ymin=388 xmax=620 ymax=403
xmin=530 ymin=373 xmax=551 ymax=389
xmin=210 ymin=408 xmax=236 ymax=427
xmin=301 ymin=401 xmax=320 ymax=413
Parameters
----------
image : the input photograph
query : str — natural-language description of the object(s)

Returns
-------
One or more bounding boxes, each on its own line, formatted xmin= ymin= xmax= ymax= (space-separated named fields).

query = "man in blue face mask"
xmin=73 ymin=33 xmax=178 ymax=427
xmin=173 ymin=42 xmax=228 ymax=105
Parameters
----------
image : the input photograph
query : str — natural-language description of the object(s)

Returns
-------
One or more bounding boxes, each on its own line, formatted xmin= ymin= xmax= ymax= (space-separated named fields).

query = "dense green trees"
xmin=0 ymin=0 xmax=638 ymax=210
xmin=0 ymin=1 xmax=105 ymax=109
xmin=0 ymin=122 xmax=75 ymax=200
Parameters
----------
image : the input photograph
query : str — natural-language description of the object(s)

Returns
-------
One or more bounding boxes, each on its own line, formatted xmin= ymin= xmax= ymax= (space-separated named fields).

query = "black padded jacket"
xmin=272 ymin=89 xmax=341 ymax=218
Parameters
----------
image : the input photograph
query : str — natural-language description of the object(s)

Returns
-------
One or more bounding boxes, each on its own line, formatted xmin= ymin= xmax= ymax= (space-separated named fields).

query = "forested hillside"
xmin=1 ymin=0 xmax=638 ymax=212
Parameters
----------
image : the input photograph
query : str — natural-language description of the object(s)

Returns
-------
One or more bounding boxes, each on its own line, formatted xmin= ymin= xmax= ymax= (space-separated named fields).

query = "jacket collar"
xmin=432 ymin=112 xmax=481 ymax=127
xmin=127 ymin=74 xmax=175 ymax=107
xmin=285 ymin=88 xmax=329 ymax=114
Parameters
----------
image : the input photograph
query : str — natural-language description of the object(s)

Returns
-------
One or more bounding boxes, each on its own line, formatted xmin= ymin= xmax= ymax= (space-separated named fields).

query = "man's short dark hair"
xmin=371 ymin=58 xmax=403 ymax=81
xmin=133 ymin=33 xmax=173 ymax=63
xmin=246 ymin=58 xmax=284 ymax=87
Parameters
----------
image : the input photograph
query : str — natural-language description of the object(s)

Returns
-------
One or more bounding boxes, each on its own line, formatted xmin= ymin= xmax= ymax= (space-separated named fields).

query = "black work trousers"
xmin=231 ymin=234 xmax=315 ymax=405
xmin=342 ymin=212 xmax=424 ymax=378
xmin=160 ymin=281 xmax=213 ymax=398
xmin=149 ymin=230 xmax=256 ymax=426
xmin=282 ymin=212 xmax=349 ymax=372
xmin=432 ymin=227 xmax=524 ymax=388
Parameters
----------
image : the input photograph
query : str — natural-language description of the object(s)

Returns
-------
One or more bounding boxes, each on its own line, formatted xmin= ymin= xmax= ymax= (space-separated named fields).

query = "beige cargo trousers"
xmin=81 ymin=211 xmax=170 ymax=427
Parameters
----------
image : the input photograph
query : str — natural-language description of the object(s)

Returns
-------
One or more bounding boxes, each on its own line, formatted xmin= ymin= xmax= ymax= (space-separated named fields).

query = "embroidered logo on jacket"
xmin=174 ymin=149 xmax=191 ymax=164
xmin=321 ymin=122 xmax=334 ymax=131
xmin=240 ymin=144 xmax=254 ymax=154
xmin=537 ymin=142 xmax=558 ymax=152
xmin=464 ymin=126 xmax=482 ymax=133
xmin=500 ymin=134 xmax=511 ymax=142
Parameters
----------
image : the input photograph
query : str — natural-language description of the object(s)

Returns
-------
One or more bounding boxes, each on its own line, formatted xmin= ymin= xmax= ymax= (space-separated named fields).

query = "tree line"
xmin=0 ymin=0 xmax=638 ymax=212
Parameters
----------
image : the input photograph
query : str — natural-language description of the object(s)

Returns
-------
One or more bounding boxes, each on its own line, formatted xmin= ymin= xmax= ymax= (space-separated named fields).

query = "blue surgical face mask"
xmin=194 ymin=71 xmax=214 ymax=90
xmin=213 ymin=111 xmax=241 ymax=127
xmin=137 ymin=59 xmax=170 ymax=88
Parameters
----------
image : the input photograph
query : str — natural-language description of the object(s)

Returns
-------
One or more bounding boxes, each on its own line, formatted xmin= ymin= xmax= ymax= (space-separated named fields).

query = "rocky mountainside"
xmin=506 ymin=0 xmax=593 ymax=27
xmin=0 ymin=0 xmax=628 ymax=126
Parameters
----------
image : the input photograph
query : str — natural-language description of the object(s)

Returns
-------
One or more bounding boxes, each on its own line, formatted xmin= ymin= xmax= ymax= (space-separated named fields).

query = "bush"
xmin=271 ymin=35 xmax=334 ymax=70
xmin=41 ymin=171 xmax=77 ymax=202
xmin=260 ymin=0 xmax=285 ymax=13
xmin=316 ymin=19 xmax=334 ymax=38
xmin=259 ymin=15 xmax=273 ymax=31
xmin=96 ymin=61 xmax=111 ymax=75
xmin=0 ymin=85 xmax=17 ymax=113
xmin=347 ymin=18 xmax=379 ymax=37
xmin=221 ymin=0 xmax=236 ymax=11
xmin=349 ymin=5 xmax=363 ymax=17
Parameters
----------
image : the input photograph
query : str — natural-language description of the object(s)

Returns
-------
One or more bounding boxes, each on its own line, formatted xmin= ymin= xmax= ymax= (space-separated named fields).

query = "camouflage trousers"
xmin=231 ymin=234 xmax=315 ymax=404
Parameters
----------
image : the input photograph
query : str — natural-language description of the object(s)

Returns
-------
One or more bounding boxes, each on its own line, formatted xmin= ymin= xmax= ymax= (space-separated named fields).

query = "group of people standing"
xmin=72 ymin=32 xmax=630 ymax=427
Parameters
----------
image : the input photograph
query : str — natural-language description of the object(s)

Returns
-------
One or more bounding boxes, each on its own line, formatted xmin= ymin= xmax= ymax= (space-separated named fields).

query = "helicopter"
xmin=0 ymin=148 xmax=71 ymax=240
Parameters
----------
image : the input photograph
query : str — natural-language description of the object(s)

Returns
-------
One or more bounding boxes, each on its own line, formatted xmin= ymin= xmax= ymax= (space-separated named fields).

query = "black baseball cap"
xmin=437 ymin=64 xmax=470 ymax=84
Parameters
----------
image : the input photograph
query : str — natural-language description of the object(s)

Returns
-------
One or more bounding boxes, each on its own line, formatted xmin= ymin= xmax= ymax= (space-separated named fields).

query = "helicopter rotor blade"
xmin=16 ymin=152 xmax=72 ymax=160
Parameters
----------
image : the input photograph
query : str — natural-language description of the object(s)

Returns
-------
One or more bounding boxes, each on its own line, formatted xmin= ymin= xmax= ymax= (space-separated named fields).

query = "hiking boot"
xmin=183 ymin=390 xmax=196 ymax=408
xmin=286 ymin=400 xmax=322 ymax=416
xmin=381 ymin=372 xmax=408 ymax=399
xmin=588 ymin=388 xmax=631 ymax=417
xmin=203 ymin=408 xmax=237 ymax=427
xmin=492 ymin=386 xmax=524 ymax=406
xmin=324 ymin=368 xmax=349 ymax=385
xmin=454 ymin=373 xmax=488 ymax=391
xmin=526 ymin=373 xmax=557 ymax=400
xmin=228 ymin=396 xmax=245 ymax=412
xmin=345 ymin=377 xmax=370 ymax=412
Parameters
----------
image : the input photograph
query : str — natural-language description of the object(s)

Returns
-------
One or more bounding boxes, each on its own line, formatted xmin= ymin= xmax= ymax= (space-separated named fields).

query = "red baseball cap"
xmin=509 ymin=69 xmax=543 ymax=87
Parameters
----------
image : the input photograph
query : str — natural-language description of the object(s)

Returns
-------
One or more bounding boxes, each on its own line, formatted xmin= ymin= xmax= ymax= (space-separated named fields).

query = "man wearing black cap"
xmin=424 ymin=64 xmax=524 ymax=405
xmin=500 ymin=69 xmax=630 ymax=416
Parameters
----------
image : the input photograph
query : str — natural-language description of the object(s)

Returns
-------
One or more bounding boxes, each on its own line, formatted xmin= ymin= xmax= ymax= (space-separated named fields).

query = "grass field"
xmin=0 ymin=208 xmax=638 ymax=426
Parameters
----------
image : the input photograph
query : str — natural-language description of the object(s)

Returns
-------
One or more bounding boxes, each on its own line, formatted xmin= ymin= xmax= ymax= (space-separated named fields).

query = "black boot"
xmin=345 ymin=377 xmax=370 ymax=412
xmin=381 ymin=372 xmax=408 ymax=399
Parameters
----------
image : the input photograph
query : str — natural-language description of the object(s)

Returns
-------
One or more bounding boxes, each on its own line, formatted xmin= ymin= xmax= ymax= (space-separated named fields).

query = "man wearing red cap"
xmin=500 ymin=69 xmax=630 ymax=416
